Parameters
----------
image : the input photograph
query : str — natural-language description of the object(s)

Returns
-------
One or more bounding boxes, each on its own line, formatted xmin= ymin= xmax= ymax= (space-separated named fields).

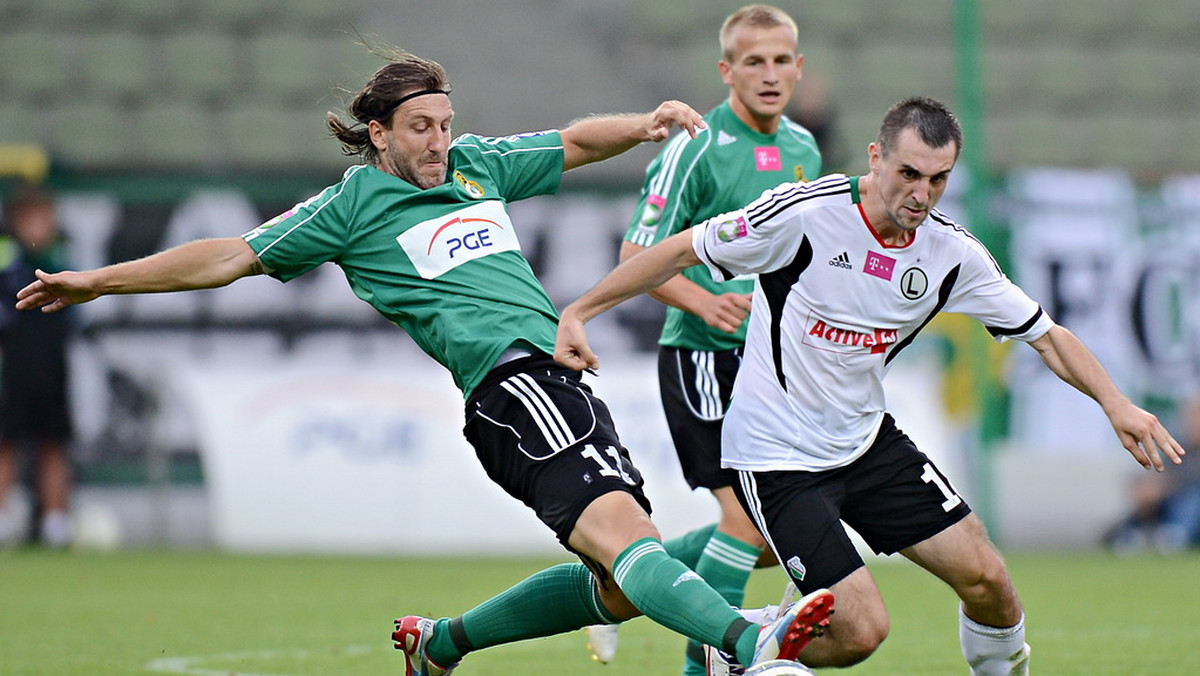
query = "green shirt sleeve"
xmin=625 ymin=130 xmax=711 ymax=248
xmin=450 ymin=130 xmax=564 ymax=203
xmin=242 ymin=167 xmax=358 ymax=282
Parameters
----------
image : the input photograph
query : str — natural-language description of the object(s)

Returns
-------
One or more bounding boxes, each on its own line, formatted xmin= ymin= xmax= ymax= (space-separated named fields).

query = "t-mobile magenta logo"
xmin=755 ymin=146 xmax=781 ymax=171
xmin=863 ymin=251 xmax=896 ymax=281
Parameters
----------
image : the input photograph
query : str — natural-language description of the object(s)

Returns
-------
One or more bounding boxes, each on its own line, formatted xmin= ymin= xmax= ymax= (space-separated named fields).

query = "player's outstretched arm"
xmin=1030 ymin=325 xmax=1187 ymax=471
xmin=560 ymin=100 xmax=705 ymax=171
xmin=618 ymin=241 xmax=751 ymax=334
xmin=556 ymin=231 xmax=702 ymax=371
xmin=16 ymin=237 xmax=264 ymax=313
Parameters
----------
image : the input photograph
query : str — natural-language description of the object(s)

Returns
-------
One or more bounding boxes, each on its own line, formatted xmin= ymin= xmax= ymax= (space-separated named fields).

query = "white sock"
xmin=736 ymin=604 xmax=780 ymax=624
xmin=40 ymin=510 xmax=72 ymax=548
xmin=959 ymin=607 xmax=1031 ymax=676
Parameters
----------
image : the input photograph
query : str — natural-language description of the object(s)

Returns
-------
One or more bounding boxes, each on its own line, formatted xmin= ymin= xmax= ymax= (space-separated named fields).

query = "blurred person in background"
xmin=585 ymin=5 xmax=823 ymax=672
xmin=788 ymin=72 xmax=844 ymax=174
xmin=555 ymin=97 xmax=1186 ymax=675
xmin=15 ymin=47 xmax=834 ymax=674
xmin=1103 ymin=393 xmax=1200 ymax=553
xmin=0 ymin=186 xmax=75 ymax=548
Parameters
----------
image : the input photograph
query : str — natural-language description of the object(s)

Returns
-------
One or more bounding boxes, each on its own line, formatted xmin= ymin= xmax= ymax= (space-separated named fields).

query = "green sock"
xmin=662 ymin=522 xmax=718 ymax=569
xmin=612 ymin=538 xmax=755 ymax=662
xmin=425 ymin=562 xmax=616 ymax=666
xmin=696 ymin=530 xmax=761 ymax=609
xmin=734 ymin=621 xmax=763 ymax=667
xmin=681 ymin=532 xmax=762 ymax=676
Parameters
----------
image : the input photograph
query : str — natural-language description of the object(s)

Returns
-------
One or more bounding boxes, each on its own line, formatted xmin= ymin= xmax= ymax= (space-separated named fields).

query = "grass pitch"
xmin=1 ymin=548 xmax=1195 ymax=675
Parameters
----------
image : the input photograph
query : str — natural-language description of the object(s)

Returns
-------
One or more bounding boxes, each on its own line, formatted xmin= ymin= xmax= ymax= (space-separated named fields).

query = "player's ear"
xmin=867 ymin=142 xmax=881 ymax=171
xmin=368 ymin=119 xmax=389 ymax=153
xmin=718 ymin=59 xmax=734 ymax=86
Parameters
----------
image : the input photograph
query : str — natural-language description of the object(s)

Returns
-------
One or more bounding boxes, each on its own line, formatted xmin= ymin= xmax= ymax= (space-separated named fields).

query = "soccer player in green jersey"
xmin=586 ymin=6 xmax=823 ymax=674
xmin=16 ymin=48 xmax=834 ymax=675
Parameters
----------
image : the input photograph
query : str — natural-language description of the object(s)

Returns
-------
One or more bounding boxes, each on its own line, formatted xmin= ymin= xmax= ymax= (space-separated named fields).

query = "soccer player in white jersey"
xmin=585 ymin=5 xmax=823 ymax=672
xmin=16 ymin=48 xmax=834 ymax=675
xmin=555 ymin=97 xmax=1187 ymax=675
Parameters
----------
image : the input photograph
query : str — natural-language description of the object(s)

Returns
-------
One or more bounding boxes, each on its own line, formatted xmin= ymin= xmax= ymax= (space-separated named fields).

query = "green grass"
xmin=1 ymin=549 xmax=1196 ymax=675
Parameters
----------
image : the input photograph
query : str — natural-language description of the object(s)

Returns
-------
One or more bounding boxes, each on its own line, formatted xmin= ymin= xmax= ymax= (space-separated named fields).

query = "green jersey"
xmin=243 ymin=131 xmax=565 ymax=398
xmin=625 ymin=101 xmax=822 ymax=351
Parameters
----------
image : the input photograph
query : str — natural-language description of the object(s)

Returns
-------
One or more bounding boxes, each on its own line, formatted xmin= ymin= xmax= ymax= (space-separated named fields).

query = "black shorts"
xmin=734 ymin=413 xmax=971 ymax=594
xmin=0 ymin=376 xmax=72 ymax=444
xmin=464 ymin=353 xmax=651 ymax=551
xmin=658 ymin=345 xmax=742 ymax=490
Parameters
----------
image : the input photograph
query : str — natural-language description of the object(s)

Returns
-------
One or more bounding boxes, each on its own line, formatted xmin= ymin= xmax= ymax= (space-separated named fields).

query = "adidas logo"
xmin=717 ymin=130 xmax=737 ymax=146
xmin=828 ymin=252 xmax=852 ymax=269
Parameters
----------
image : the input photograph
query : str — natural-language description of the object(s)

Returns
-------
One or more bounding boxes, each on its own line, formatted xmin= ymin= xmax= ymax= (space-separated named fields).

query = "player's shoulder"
xmin=325 ymin=164 xmax=379 ymax=202
xmin=641 ymin=125 xmax=715 ymax=188
xmin=662 ymin=121 xmax=715 ymax=158
xmin=771 ymin=173 xmax=853 ymax=209
xmin=779 ymin=116 xmax=820 ymax=146
xmin=806 ymin=172 xmax=852 ymax=193
xmin=452 ymin=130 xmax=559 ymax=148
xmin=923 ymin=208 xmax=1002 ymax=268
xmin=743 ymin=174 xmax=853 ymax=229
xmin=339 ymin=164 xmax=371 ymax=182
xmin=446 ymin=132 xmax=563 ymax=179
xmin=924 ymin=208 xmax=980 ymax=245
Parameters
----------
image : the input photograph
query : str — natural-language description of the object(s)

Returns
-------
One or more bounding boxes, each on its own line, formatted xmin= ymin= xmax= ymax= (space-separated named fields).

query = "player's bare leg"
xmin=903 ymin=514 xmax=1029 ymax=676
xmin=37 ymin=440 xmax=72 ymax=547
xmin=0 ymin=442 xmax=17 ymax=545
xmin=572 ymin=492 xmax=823 ymax=669
xmin=785 ymin=566 xmax=889 ymax=667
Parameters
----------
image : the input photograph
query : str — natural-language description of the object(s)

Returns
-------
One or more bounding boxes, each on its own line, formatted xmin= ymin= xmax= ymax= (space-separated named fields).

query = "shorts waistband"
xmin=471 ymin=350 xmax=569 ymax=404
xmin=491 ymin=346 xmax=535 ymax=370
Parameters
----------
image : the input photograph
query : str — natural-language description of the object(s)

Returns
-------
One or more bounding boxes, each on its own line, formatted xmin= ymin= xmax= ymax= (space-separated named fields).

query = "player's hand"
xmin=15 ymin=269 xmax=100 ymax=313
xmin=646 ymin=100 xmax=706 ymax=142
xmin=697 ymin=292 xmax=752 ymax=334
xmin=1108 ymin=400 xmax=1187 ymax=471
xmin=555 ymin=311 xmax=600 ymax=372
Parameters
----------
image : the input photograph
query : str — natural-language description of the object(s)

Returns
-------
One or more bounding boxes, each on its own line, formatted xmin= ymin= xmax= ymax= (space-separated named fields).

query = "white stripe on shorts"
xmin=737 ymin=470 xmax=783 ymax=566
xmin=691 ymin=350 xmax=722 ymax=419
xmin=501 ymin=373 xmax=577 ymax=451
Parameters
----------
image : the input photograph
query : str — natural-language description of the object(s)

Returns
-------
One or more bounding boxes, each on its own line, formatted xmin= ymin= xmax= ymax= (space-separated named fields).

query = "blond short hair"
xmin=719 ymin=4 xmax=799 ymax=61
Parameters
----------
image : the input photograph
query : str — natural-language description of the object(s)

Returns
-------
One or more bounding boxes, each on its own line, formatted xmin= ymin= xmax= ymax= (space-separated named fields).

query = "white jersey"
xmin=691 ymin=174 xmax=1055 ymax=471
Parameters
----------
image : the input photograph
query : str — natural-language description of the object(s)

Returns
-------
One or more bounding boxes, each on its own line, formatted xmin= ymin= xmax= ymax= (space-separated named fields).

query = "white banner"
xmin=174 ymin=355 xmax=718 ymax=554
xmin=1007 ymin=168 xmax=1200 ymax=452
xmin=174 ymin=353 xmax=951 ymax=554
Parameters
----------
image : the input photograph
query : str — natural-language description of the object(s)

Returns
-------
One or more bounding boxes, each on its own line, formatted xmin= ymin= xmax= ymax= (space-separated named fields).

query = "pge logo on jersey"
xmin=396 ymin=201 xmax=522 ymax=279
xmin=433 ymin=218 xmax=501 ymax=259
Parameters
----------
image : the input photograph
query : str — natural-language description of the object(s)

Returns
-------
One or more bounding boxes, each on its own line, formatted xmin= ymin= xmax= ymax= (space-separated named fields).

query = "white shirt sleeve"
xmin=945 ymin=237 xmax=1056 ymax=343
xmin=691 ymin=185 xmax=807 ymax=281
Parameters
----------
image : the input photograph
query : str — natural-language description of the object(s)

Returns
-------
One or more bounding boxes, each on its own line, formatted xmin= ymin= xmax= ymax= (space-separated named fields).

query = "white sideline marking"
xmin=144 ymin=644 xmax=374 ymax=676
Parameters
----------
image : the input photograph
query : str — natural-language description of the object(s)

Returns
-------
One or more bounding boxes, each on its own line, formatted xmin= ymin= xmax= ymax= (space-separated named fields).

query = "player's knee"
xmin=823 ymin=602 xmax=888 ymax=666
xmin=957 ymin=556 xmax=1016 ymax=609
xmin=597 ymin=582 xmax=641 ymax=620
xmin=716 ymin=515 xmax=766 ymax=549
xmin=570 ymin=491 xmax=661 ymax=563
xmin=828 ymin=620 xmax=888 ymax=667
xmin=754 ymin=547 xmax=778 ymax=568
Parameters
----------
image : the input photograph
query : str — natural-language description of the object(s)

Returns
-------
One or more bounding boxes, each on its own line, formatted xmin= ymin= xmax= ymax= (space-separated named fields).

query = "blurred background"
xmin=1 ymin=0 xmax=1198 ymax=555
